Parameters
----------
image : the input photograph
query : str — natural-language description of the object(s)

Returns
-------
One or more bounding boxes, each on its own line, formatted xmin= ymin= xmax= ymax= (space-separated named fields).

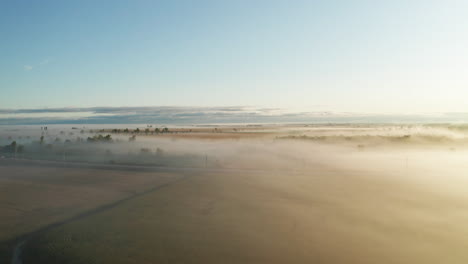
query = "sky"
xmin=1 ymin=0 xmax=468 ymax=116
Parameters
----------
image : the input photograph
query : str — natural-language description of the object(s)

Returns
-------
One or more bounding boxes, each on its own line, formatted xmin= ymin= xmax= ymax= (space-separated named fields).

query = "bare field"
xmin=3 ymin=124 xmax=468 ymax=263
xmin=21 ymin=156 xmax=468 ymax=264
xmin=0 ymin=160 xmax=183 ymax=262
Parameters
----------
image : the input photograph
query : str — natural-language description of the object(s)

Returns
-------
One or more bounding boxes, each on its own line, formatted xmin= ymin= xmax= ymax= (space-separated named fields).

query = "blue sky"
xmin=1 ymin=0 xmax=468 ymax=114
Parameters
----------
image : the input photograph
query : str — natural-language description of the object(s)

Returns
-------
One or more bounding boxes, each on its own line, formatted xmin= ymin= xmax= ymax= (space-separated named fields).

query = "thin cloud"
xmin=1 ymin=106 xmax=467 ymax=125
xmin=39 ymin=58 xmax=51 ymax=65
xmin=23 ymin=58 xmax=52 ymax=71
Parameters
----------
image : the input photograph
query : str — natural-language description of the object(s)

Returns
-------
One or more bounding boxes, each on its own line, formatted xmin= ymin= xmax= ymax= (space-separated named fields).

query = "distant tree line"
xmin=110 ymin=127 xmax=170 ymax=134
xmin=87 ymin=134 xmax=113 ymax=142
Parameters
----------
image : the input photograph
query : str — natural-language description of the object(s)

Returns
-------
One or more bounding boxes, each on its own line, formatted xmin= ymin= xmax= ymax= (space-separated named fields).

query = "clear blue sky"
xmin=1 ymin=0 xmax=468 ymax=113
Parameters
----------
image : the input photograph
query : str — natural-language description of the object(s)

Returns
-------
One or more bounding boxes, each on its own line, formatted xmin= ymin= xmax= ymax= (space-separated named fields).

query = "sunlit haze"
xmin=4 ymin=2 xmax=468 ymax=264
xmin=2 ymin=0 xmax=468 ymax=116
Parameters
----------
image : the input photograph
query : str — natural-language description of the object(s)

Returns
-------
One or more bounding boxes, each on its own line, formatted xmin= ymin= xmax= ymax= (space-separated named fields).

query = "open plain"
xmin=2 ymin=124 xmax=468 ymax=263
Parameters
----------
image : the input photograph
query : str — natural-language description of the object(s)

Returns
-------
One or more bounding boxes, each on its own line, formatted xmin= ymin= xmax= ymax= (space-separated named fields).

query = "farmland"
xmin=3 ymin=124 xmax=468 ymax=263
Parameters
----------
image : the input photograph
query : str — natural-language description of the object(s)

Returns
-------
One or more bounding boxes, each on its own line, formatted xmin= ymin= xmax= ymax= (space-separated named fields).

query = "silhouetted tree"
xmin=156 ymin=147 xmax=164 ymax=156
xmin=17 ymin=144 xmax=24 ymax=154
xmin=140 ymin=148 xmax=151 ymax=154
xmin=11 ymin=141 xmax=17 ymax=153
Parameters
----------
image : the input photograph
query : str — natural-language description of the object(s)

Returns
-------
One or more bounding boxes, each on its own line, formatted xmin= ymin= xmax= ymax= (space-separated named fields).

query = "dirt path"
xmin=10 ymin=241 xmax=24 ymax=264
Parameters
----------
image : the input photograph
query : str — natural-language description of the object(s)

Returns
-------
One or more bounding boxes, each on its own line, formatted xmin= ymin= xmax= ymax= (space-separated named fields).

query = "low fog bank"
xmin=0 ymin=130 xmax=345 ymax=171
xmin=2 ymin=124 xmax=468 ymax=181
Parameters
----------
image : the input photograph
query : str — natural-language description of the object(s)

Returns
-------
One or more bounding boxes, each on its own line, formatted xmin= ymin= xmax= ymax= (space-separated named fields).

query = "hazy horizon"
xmin=3 ymin=106 xmax=468 ymax=125
xmin=2 ymin=1 xmax=468 ymax=114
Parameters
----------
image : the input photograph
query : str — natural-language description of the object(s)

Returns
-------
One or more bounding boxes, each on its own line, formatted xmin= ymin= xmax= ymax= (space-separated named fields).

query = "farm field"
xmin=19 ymin=151 xmax=468 ymax=264
xmin=3 ymin=125 xmax=468 ymax=263
xmin=0 ymin=160 xmax=184 ymax=263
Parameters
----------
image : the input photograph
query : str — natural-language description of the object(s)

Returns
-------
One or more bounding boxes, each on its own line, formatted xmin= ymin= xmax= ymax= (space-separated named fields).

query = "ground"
xmin=0 ymin=160 xmax=183 ymax=263
xmin=3 ymin=125 xmax=468 ymax=263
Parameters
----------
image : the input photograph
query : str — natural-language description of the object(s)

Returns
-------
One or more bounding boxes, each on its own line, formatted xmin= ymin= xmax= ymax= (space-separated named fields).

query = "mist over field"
xmin=3 ymin=123 xmax=468 ymax=169
xmin=2 ymin=124 xmax=468 ymax=263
